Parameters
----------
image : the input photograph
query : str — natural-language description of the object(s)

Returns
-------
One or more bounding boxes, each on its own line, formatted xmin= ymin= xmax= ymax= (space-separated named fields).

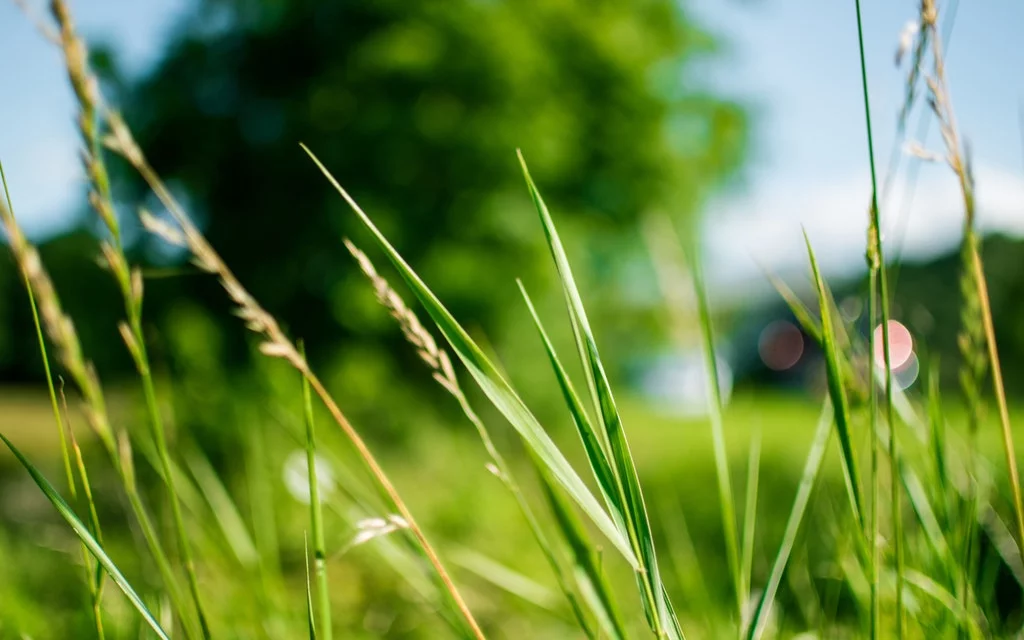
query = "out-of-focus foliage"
xmin=100 ymin=0 xmax=746 ymax=390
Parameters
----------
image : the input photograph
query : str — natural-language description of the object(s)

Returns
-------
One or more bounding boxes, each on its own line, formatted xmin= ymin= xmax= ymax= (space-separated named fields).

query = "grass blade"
xmin=746 ymin=402 xmax=832 ymax=640
xmin=2 ymin=162 xmax=106 ymax=638
xmin=804 ymin=233 xmax=863 ymax=529
xmin=304 ymin=535 xmax=317 ymax=640
xmin=690 ymin=246 xmax=744 ymax=620
xmin=741 ymin=429 xmax=762 ymax=614
xmin=301 ymin=342 xmax=332 ymax=640
xmin=852 ymin=0 xmax=903 ymax=629
xmin=184 ymin=448 xmax=260 ymax=571
xmin=302 ymin=144 xmax=638 ymax=570
xmin=451 ymin=549 xmax=560 ymax=613
xmin=534 ymin=458 xmax=630 ymax=640
xmin=345 ymin=239 xmax=595 ymax=636
xmin=518 ymin=282 xmax=625 ymax=535
xmin=0 ymin=432 xmax=171 ymax=640
xmin=517 ymin=151 xmax=677 ymax=637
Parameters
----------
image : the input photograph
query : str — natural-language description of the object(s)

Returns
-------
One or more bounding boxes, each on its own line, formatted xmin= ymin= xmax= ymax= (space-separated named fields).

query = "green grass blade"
xmin=304 ymin=535 xmax=317 ymax=640
xmin=517 ymin=151 xmax=676 ymax=637
xmin=534 ymin=457 xmax=630 ymax=640
xmin=302 ymin=341 xmax=332 ymax=640
xmin=901 ymin=460 xmax=955 ymax=575
xmin=184 ymin=449 xmax=260 ymax=571
xmin=690 ymin=248 xmax=744 ymax=619
xmin=451 ymin=548 xmax=560 ymax=613
xmin=0 ymin=432 xmax=170 ymax=640
xmin=804 ymin=233 xmax=863 ymax=529
xmin=903 ymin=570 xmax=973 ymax=630
xmin=741 ymin=430 xmax=762 ymax=611
xmin=518 ymin=282 xmax=624 ymax=532
xmin=0 ymin=162 xmax=76 ymax=497
xmin=926 ymin=361 xmax=948 ymax=498
xmin=747 ymin=402 xmax=832 ymax=640
xmin=303 ymin=144 xmax=638 ymax=570
xmin=3 ymin=162 xmax=105 ymax=637
xmin=761 ymin=269 xmax=822 ymax=343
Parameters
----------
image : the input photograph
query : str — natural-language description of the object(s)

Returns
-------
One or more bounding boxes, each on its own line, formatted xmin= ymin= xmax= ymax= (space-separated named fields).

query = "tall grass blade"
xmin=517 ymin=282 xmax=625 ymax=535
xmin=0 ymin=432 xmax=171 ymax=640
xmin=517 ymin=150 xmax=677 ymax=637
xmin=804 ymin=233 xmax=863 ymax=528
xmin=741 ymin=430 xmax=762 ymax=613
xmin=0 ymin=162 xmax=76 ymax=496
xmin=304 ymin=535 xmax=317 ymax=640
xmin=689 ymin=245 xmax=744 ymax=619
xmin=2 ymin=162 xmax=105 ymax=637
xmin=852 ymin=0 xmax=905 ymax=629
xmin=533 ymin=458 xmax=629 ymax=640
xmin=925 ymin=362 xmax=948 ymax=506
xmin=301 ymin=342 xmax=332 ymax=640
xmin=900 ymin=461 xmax=954 ymax=575
xmin=344 ymin=239 xmax=594 ymax=634
xmin=303 ymin=144 xmax=638 ymax=570
xmin=184 ymin=449 xmax=260 ymax=571
xmin=746 ymin=403 xmax=832 ymax=640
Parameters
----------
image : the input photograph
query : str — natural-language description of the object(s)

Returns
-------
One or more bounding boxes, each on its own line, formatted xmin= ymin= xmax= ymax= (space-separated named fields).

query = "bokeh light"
xmin=873 ymin=320 xmax=914 ymax=370
xmin=894 ymin=352 xmax=920 ymax=390
xmin=758 ymin=320 xmax=804 ymax=371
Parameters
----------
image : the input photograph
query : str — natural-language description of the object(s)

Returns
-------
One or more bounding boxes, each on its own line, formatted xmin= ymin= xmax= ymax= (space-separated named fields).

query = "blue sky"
xmin=1 ymin=0 xmax=1022 ymax=293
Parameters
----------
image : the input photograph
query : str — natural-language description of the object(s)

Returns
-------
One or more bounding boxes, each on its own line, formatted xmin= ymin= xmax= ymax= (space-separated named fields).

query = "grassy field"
xmin=3 ymin=384 xmax=1023 ymax=637
xmin=3 ymin=0 xmax=1023 ymax=638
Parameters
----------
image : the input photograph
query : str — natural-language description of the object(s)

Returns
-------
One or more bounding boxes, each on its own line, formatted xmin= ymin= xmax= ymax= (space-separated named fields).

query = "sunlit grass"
xmin=2 ymin=0 xmax=1023 ymax=637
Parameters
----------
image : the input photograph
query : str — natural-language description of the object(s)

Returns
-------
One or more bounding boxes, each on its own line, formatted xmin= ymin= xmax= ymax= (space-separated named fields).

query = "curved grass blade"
xmin=517 ymin=152 xmax=676 ymax=636
xmin=302 ymin=145 xmax=638 ymax=570
xmin=518 ymin=282 xmax=625 ymax=534
xmin=746 ymin=402 xmax=832 ymax=640
xmin=534 ymin=456 xmax=629 ymax=640
xmin=0 ymin=432 xmax=170 ymax=640
xmin=804 ymin=233 xmax=863 ymax=529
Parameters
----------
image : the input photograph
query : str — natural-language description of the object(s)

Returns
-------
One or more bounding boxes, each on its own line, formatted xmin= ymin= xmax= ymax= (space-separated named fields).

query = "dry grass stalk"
xmin=0 ymin=200 xmax=114 ymax=452
xmin=48 ymin=2 xmax=213 ymax=634
xmin=917 ymin=0 xmax=1024 ymax=551
xmin=343 ymin=239 xmax=461 ymax=398
xmin=0 ymin=197 xmax=198 ymax=638
xmin=102 ymin=114 xmax=485 ymax=640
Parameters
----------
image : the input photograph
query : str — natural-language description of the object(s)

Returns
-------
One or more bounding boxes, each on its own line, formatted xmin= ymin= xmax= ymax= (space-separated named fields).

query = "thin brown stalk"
xmin=102 ymin=116 xmax=485 ymax=640
xmin=919 ymin=0 xmax=1024 ymax=551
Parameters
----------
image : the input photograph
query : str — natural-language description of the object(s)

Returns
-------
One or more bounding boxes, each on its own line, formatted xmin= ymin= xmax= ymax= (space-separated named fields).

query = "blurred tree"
xmin=7 ymin=0 xmax=748 ymax=440
xmin=112 ymin=0 xmax=745 ymax=360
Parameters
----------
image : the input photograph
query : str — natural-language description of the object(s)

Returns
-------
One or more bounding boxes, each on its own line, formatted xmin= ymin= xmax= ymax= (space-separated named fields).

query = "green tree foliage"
xmin=111 ymin=0 xmax=745 ymax=366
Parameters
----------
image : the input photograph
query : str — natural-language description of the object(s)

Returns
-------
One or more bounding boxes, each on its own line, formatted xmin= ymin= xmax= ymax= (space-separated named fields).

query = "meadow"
xmin=2 ymin=0 xmax=1024 ymax=638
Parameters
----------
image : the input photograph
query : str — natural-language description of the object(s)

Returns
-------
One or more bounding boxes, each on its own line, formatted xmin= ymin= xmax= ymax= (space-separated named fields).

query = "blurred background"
xmin=1 ymin=0 xmax=1024 ymax=637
